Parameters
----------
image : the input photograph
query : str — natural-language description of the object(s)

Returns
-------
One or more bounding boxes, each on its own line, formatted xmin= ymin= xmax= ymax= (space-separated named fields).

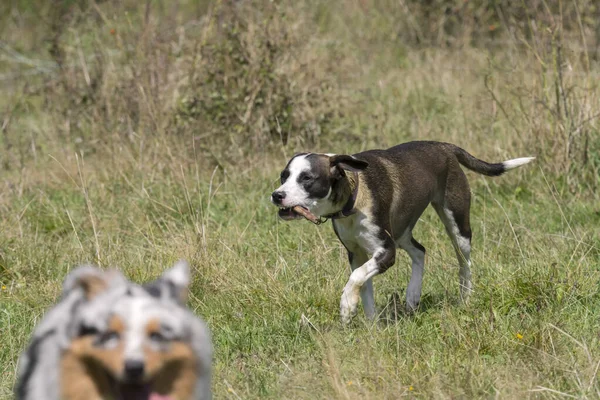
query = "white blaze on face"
xmin=119 ymin=296 xmax=151 ymax=363
xmin=115 ymin=295 xmax=187 ymax=364
xmin=273 ymin=155 xmax=313 ymax=208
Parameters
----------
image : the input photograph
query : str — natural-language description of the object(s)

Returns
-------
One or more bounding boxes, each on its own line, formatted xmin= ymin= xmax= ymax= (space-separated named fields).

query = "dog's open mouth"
xmin=117 ymin=383 xmax=148 ymax=400
xmin=278 ymin=205 xmax=319 ymax=223
xmin=115 ymin=381 xmax=173 ymax=400
xmin=278 ymin=206 xmax=304 ymax=221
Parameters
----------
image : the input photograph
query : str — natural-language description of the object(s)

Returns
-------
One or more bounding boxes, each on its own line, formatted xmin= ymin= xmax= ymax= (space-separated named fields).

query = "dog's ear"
xmin=162 ymin=260 xmax=190 ymax=303
xmin=62 ymin=265 xmax=117 ymax=300
xmin=144 ymin=260 xmax=191 ymax=304
xmin=330 ymin=155 xmax=369 ymax=176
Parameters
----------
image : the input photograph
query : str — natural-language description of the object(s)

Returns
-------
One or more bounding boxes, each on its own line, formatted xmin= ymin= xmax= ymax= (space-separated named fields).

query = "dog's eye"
xmin=149 ymin=331 xmax=168 ymax=343
xmin=99 ymin=331 xmax=120 ymax=343
xmin=78 ymin=325 xmax=100 ymax=337
xmin=104 ymin=331 xmax=120 ymax=341
xmin=301 ymin=174 xmax=312 ymax=182
xmin=92 ymin=330 xmax=121 ymax=348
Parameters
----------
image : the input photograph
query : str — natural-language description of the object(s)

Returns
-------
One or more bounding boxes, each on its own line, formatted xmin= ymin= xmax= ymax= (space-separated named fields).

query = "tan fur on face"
xmin=61 ymin=345 xmax=110 ymax=400
xmin=150 ymin=343 xmax=197 ymax=399
xmin=145 ymin=319 xmax=198 ymax=399
xmin=62 ymin=313 xmax=202 ymax=400
xmin=61 ymin=316 xmax=125 ymax=400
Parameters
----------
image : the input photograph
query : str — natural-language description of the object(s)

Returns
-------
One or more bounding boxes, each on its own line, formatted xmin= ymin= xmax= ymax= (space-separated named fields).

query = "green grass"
xmin=1 ymin=0 xmax=600 ymax=398
xmin=1 ymin=150 xmax=598 ymax=399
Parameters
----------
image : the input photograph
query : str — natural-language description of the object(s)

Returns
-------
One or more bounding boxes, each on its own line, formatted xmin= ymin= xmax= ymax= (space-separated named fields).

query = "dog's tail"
xmin=451 ymin=145 xmax=535 ymax=176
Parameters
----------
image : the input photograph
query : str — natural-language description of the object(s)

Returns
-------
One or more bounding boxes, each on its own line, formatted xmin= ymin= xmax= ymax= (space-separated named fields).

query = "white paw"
xmin=340 ymin=284 xmax=360 ymax=324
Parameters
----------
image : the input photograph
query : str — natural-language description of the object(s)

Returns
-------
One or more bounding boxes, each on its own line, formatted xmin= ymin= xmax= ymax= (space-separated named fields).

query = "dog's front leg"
xmin=340 ymin=247 xmax=395 ymax=324
xmin=347 ymin=250 xmax=376 ymax=320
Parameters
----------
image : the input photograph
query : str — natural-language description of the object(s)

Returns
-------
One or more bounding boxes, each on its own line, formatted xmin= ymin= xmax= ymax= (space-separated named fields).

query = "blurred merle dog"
xmin=15 ymin=261 xmax=211 ymax=400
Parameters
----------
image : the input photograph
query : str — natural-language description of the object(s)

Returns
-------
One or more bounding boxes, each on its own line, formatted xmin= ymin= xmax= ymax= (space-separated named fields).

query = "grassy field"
xmin=1 ymin=0 xmax=600 ymax=398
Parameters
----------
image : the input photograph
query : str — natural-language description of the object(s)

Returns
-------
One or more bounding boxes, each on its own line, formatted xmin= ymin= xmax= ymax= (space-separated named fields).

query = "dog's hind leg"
xmin=397 ymin=233 xmax=426 ymax=313
xmin=448 ymin=214 xmax=472 ymax=302
xmin=433 ymin=167 xmax=473 ymax=302
xmin=348 ymin=250 xmax=376 ymax=320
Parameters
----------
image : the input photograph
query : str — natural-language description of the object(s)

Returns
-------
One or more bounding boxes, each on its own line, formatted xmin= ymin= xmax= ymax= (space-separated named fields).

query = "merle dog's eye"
xmin=78 ymin=325 xmax=100 ymax=337
xmin=301 ymin=174 xmax=312 ymax=182
xmin=149 ymin=331 xmax=167 ymax=343
xmin=99 ymin=331 xmax=120 ymax=343
xmin=92 ymin=330 xmax=121 ymax=347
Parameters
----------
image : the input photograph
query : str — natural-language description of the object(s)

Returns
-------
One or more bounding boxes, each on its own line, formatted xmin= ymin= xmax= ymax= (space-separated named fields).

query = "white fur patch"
xmin=274 ymin=155 xmax=312 ymax=208
xmin=335 ymin=213 xmax=387 ymax=323
xmin=340 ymin=250 xmax=383 ymax=324
xmin=442 ymin=208 xmax=472 ymax=300
xmin=114 ymin=294 xmax=189 ymax=362
xmin=443 ymin=208 xmax=471 ymax=261
xmin=334 ymin=213 xmax=383 ymax=255
xmin=503 ymin=157 xmax=535 ymax=170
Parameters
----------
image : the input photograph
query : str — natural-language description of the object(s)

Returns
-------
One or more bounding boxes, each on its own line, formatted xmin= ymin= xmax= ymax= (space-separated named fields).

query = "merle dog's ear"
xmin=162 ymin=260 xmax=190 ymax=300
xmin=144 ymin=260 xmax=191 ymax=304
xmin=62 ymin=265 xmax=121 ymax=300
xmin=330 ymin=155 xmax=369 ymax=174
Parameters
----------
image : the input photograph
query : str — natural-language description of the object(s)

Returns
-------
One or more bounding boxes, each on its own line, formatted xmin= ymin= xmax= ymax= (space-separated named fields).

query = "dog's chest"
xmin=333 ymin=215 xmax=382 ymax=254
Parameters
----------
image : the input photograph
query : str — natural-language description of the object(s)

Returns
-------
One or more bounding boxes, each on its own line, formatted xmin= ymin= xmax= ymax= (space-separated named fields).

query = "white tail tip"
xmin=503 ymin=157 xmax=535 ymax=170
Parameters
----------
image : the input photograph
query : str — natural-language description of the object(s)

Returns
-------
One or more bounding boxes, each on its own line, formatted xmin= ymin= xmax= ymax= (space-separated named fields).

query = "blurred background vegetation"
xmin=1 ymin=0 xmax=599 ymax=193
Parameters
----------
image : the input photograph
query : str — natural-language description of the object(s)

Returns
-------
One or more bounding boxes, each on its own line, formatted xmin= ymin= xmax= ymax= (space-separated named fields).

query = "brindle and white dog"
xmin=15 ymin=261 xmax=212 ymax=400
xmin=271 ymin=141 xmax=534 ymax=324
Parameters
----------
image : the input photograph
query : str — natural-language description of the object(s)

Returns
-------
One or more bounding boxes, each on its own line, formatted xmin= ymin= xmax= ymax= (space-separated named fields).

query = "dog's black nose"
xmin=271 ymin=191 xmax=286 ymax=204
xmin=124 ymin=359 xmax=145 ymax=381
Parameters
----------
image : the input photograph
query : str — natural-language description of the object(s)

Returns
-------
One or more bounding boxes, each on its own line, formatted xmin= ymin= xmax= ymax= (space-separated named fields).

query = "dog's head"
xmin=271 ymin=153 xmax=368 ymax=219
xmin=61 ymin=261 xmax=211 ymax=400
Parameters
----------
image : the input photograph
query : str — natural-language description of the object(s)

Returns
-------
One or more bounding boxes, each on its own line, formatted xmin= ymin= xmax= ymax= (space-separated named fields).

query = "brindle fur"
xmin=272 ymin=141 xmax=534 ymax=323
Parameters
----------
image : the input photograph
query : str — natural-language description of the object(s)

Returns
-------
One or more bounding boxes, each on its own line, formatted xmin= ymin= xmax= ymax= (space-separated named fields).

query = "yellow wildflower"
xmin=516 ymin=333 xmax=523 ymax=340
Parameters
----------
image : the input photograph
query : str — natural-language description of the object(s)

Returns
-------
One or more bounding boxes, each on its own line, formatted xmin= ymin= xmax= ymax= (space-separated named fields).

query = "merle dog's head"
xmin=60 ymin=261 xmax=211 ymax=400
xmin=271 ymin=153 xmax=368 ymax=219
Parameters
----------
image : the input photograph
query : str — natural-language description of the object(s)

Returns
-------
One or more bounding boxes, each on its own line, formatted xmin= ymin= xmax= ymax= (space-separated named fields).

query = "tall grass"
xmin=1 ymin=0 xmax=599 ymax=398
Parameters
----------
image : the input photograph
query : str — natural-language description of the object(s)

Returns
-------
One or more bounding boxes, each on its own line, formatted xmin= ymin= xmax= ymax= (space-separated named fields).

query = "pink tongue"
xmin=149 ymin=394 xmax=173 ymax=400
